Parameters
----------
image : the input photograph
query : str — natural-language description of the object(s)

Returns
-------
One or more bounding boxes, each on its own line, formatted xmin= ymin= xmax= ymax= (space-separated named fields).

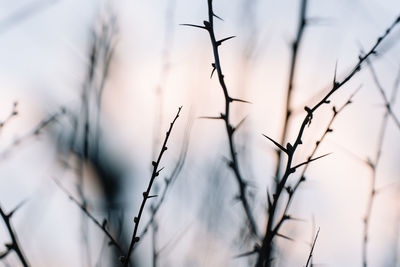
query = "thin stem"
xmin=53 ymin=178 xmax=124 ymax=254
xmin=305 ymin=228 xmax=320 ymax=267
xmin=203 ymin=0 xmax=259 ymax=238
xmin=362 ymin=60 xmax=399 ymax=267
xmin=123 ymin=106 xmax=182 ymax=266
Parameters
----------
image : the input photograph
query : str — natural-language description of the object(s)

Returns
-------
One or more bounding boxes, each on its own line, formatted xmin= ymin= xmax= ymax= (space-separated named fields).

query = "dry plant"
xmin=2 ymin=1 xmax=400 ymax=267
xmin=182 ymin=0 xmax=400 ymax=266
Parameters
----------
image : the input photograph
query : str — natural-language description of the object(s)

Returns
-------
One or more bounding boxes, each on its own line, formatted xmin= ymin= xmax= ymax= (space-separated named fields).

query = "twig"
xmin=305 ymin=227 xmax=320 ymax=267
xmin=0 ymin=0 xmax=58 ymax=35
xmin=140 ymin=115 xmax=192 ymax=238
xmin=0 ymin=108 xmax=65 ymax=159
xmin=366 ymin=59 xmax=400 ymax=130
xmin=257 ymin=15 xmax=400 ymax=267
xmin=151 ymin=0 xmax=176 ymax=160
xmin=0 ymin=203 xmax=30 ymax=267
xmin=123 ymin=106 xmax=182 ymax=266
xmin=53 ymin=178 xmax=124 ymax=254
xmin=182 ymin=0 xmax=259 ymax=239
xmin=0 ymin=102 xmax=18 ymax=130
xmin=361 ymin=61 xmax=399 ymax=267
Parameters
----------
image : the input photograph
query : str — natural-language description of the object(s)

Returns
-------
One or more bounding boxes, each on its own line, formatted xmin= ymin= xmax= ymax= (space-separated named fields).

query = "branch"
xmin=53 ymin=178 xmax=124 ymax=254
xmin=123 ymin=106 xmax=182 ymax=266
xmin=366 ymin=58 xmax=400 ymax=130
xmin=140 ymin=116 xmax=192 ymax=238
xmin=362 ymin=59 xmax=399 ymax=267
xmin=0 ymin=204 xmax=30 ymax=267
xmin=184 ymin=0 xmax=259 ymax=238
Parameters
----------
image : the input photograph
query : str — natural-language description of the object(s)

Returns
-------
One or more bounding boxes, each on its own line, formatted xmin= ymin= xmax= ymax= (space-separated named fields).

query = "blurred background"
xmin=0 ymin=0 xmax=400 ymax=266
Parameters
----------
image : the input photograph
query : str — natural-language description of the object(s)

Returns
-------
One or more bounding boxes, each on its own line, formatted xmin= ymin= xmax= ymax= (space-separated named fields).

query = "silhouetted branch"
xmin=257 ymin=14 xmax=400 ymax=266
xmin=366 ymin=59 xmax=400 ymax=130
xmin=0 ymin=203 xmax=30 ymax=267
xmin=140 ymin=116 xmax=192 ymax=238
xmin=182 ymin=0 xmax=259 ymax=239
xmin=0 ymin=102 xmax=18 ymax=130
xmin=123 ymin=106 xmax=182 ymax=266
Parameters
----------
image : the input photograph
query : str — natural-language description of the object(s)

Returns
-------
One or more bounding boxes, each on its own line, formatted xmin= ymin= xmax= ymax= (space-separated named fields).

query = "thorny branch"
xmin=0 ymin=102 xmax=18 ymax=131
xmin=140 ymin=116 xmax=192 ymax=238
xmin=182 ymin=0 xmax=259 ymax=239
xmin=123 ymin=106 xmax=182 ymax=266
xmin=257 ymin=15 xmax=400 ymax=267
xmin=0 ymin=203 xmax=30 ymax=267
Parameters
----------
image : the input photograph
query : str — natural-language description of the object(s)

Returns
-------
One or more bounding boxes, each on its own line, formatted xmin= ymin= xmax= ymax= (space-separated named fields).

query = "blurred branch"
xmin=151 ymin=0 xmax=176 ymax=159
xmin=0 ymin=107 xmax=65 ymax=159
xmin=362 ymin=60 xmax=399 ymax=267
xmin=0 ymin=0 xmax=58 ymax=35
xmin=53 ymin=178 xmax=124 ymax=254
xmin=123 ymin=106 xmax=182 ymax=266
xmin=366 ymin=59 xmax=400 ymax=130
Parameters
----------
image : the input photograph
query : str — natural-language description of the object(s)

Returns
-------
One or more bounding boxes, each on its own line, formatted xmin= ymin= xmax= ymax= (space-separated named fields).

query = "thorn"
xmin=213 ymin=12 xmax=223 ymax=21
xmin=8 ymin=199 xmax=28 ymax=218
xmin=232 ymin=116 xmax=248 ymax=133
xmin=262 ymin=134 xmax=288 ymax=154
xmin=148 ymin=195 xmax=158 ymax=199
xmin=234 ymin=249 xmax=258 ymax=258
xmin=229 ymin=97 xmax=252 ymax=104
xmin=333 ymin=61 xmax=339 ymax=88
xmin=210 ymin=63 xmax=216 ymax=78
xmin=276 ymin=232 xmax=295 ymax=242
xmin=292 ymin=153 xmax=332 ymax=170
xmin=180 ymin=23 xmax=207 ymax=30
xmin=198 ymin=115 xmax=224 ymax=120
xmin=216 ymin=36 xmax=236 ymax=46
xmin=102 ymin=219 xmax=108 ymax=229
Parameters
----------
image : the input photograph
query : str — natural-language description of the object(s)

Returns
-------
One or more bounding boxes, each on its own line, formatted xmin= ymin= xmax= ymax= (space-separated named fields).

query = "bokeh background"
xmin=0 ymin=0 xmax=400 ymax=266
